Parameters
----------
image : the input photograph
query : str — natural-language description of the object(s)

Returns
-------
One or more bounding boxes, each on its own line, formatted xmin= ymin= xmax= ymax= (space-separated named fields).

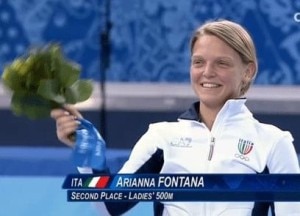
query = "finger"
xmin=63 ymin=105 xmax=83 ymax=119
xmin=56 ymin=120 xmax=79 ymax=132
xmin=50 ymin=108 xmax=67 ymax=119
xmin=56 ymin=117 xmax=80 ymax=141
xmin=51 ymin=105 xmax=83 ymax=121
xmin=57 ymin=123 xmax=78 ymax=147
xmin=56 ymin=114 xmax=78 ymax=128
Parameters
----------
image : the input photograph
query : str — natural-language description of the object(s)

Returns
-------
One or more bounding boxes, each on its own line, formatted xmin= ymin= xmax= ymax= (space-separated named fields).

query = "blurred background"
xmin=0 ymin=0 xmax=299 ymax=215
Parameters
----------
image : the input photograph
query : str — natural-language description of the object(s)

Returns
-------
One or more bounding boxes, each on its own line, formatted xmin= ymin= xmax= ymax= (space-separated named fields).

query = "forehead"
xmin=192 ymin=35 xmax=240 ymax=59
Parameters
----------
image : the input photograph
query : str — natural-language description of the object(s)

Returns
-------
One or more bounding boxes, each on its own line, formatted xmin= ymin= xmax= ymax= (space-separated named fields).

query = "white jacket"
xmin=90 ymin=99 xmax=300 ymax=216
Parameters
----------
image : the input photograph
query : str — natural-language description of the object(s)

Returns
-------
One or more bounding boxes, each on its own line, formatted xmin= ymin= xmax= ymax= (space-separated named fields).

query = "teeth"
xmin=202 ymin=83 xmax=219 ymax=88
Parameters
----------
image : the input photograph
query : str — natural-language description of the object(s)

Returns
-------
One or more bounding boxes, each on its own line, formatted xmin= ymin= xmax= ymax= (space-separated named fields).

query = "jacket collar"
xmin=178 ymin=98 xmax=248 ymax=122
xmin=178 ymin=101 xmax=200 ymax=121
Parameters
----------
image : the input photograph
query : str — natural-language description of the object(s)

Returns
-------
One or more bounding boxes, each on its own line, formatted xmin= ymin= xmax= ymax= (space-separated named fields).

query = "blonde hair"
xmin=190 ymin=19 xmax=258 ymax=95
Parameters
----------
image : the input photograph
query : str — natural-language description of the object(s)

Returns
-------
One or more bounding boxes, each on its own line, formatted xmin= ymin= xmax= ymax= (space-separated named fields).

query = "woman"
xmin=51 ymin=20 xmax=300 ymax=215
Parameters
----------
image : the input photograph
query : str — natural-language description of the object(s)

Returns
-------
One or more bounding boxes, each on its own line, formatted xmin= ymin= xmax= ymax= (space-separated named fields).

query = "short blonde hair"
xmin=190 ymin=19 xmax=258 ymax=95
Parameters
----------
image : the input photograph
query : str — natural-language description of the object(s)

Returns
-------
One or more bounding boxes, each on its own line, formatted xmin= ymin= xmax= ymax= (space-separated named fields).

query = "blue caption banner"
xmin=62 ymin=174 xmax=300 ymax=202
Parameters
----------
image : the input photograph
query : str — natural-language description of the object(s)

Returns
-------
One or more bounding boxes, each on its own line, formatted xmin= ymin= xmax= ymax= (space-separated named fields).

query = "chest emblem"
xmin=170 ymin=137 xmax=192 ymax=148
xmin=235 ymin=138 xmax=254 ymax=161
xmin=238 ymin=138 xmax=254 ymax=155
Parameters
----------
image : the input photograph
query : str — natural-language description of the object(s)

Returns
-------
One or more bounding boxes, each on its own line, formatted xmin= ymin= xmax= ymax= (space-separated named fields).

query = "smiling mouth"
xmin=201 ymin=83 xmax=221 ymax=88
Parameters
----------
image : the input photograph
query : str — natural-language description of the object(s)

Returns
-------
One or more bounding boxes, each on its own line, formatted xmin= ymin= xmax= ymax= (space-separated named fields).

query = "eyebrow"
xmin=191 ymin=55 xmax=233 ymax=61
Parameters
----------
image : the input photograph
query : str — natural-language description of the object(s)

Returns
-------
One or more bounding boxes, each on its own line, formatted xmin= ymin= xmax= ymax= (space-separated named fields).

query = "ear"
xmin=243 ymin=62 xmax=256 ymax=83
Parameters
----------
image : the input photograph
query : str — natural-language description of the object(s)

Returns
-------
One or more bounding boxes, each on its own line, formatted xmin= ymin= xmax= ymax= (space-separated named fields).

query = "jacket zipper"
xmin=205 ymin=137 xmax=215 ymax=215
xmin=208 ymin=136 xmax=215 ymax=161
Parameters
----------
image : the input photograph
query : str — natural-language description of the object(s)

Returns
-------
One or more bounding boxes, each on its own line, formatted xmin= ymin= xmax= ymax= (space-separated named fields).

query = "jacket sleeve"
xmin=266 ymin=131 xmax=300 ymax=215
xmin=78 ymin=123 xmax=165 ymax=216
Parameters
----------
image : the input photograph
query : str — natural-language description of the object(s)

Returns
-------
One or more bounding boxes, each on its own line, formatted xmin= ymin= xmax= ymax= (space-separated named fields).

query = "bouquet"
xmin=1 ymin=44 xmax=93 ymax=119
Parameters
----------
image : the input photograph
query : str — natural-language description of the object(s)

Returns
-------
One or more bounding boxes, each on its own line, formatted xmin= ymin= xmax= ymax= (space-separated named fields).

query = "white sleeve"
xmin=267 ymin=132 xmax=299 ymax=173
xmin=118 ymin=123 xmax=165 ymax=174
xmin=267 ymin=132 xmax=300 ymax=215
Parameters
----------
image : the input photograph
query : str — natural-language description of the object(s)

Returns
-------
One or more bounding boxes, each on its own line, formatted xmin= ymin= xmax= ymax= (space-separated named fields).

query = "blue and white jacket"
xmin=81 ymin=99 xmax=300 ymax=216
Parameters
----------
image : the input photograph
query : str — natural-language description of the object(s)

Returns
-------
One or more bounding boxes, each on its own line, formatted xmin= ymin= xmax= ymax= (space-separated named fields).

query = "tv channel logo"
xmin=294 ymin=12 xmax=300 ymax=22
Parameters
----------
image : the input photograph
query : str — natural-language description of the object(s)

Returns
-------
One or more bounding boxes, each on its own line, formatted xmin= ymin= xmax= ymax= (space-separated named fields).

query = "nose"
xmin=202 ymin=62 xmax=216 ymax=77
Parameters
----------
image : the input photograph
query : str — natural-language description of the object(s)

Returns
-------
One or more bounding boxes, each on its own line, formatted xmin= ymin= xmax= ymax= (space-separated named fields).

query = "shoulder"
xmin=149 ymin=118 xmax=195 ymax=128
xmin=254 ymin=121 xmax=293 ymax=142
xmin=149 ymin=121 xmax=182 ymax=130
xmin=148 ymin=120 xmax=192 ymax=134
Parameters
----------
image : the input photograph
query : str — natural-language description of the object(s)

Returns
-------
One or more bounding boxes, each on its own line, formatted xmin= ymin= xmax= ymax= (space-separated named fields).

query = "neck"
xmin=199 ymin=103 xmax=222 ymax=130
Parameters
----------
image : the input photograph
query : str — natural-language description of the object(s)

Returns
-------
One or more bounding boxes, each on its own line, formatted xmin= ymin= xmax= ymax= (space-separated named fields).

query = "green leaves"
xmin=11 ymin=92 xmax=55 ymax=119
xmin=64 ymin=80 xmax=93 ymax=104
xmin=1 ymin=44 xmax=93 ymax=120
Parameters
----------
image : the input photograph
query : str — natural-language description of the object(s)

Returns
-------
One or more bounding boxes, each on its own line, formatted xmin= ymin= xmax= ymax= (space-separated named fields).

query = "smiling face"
xmin=190 ymin=34 xmax=252 ymax=110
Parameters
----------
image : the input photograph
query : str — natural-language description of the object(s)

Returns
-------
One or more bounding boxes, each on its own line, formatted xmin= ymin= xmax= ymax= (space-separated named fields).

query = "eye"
xmin=192 ymin=58 xmax=204 ymax=67
xmin=218 ymin=60 xmax=227 ymax=65
xmin=217 ymin=59 xmax=231 ymax=67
